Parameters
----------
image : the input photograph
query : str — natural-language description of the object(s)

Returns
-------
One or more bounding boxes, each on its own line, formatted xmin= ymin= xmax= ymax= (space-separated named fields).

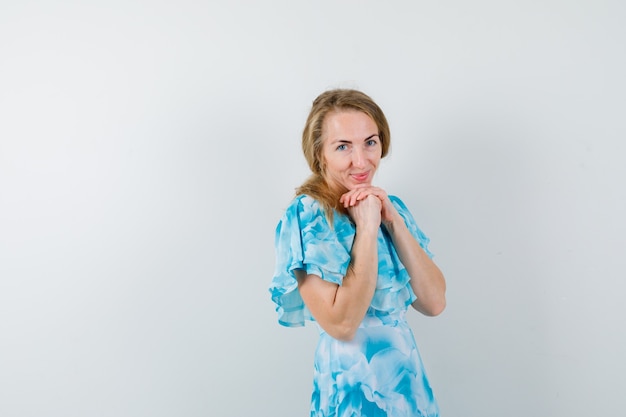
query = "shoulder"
xmin=277 ymin=194 xmax=328 ymax=233
xmin=388 ymin=195 xmax=419 ymax=229
xmin=388 ymin=194 xmax=410 ymax=212
xmin=282 ymin=194 xmax=323 ymax=220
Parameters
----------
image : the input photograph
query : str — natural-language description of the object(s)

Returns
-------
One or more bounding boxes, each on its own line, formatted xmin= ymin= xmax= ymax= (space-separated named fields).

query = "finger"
xmin=356 ymin=188 xmax=375 ymax=202
xmin=365 ymin=187 xmax=387 ymax=202
xmin=342 ymin=190 xmax=354 ymax=206
xmin=353 ymin=189 xmax=368 ymax=205
xmin=348 ymin=191 xmax=358 ymax=207
xmin=340 ymin=190 xmax=356 ymax=206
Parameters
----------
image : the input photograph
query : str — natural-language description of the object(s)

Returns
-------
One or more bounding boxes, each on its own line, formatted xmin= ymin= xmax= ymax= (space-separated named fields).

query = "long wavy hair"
xmin=295 ymin=89 xmax=391 ymax=225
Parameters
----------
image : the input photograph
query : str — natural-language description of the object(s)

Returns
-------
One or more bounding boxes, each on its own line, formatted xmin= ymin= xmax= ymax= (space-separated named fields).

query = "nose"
xmin=352 ymin=147 xmax=365 ymax=168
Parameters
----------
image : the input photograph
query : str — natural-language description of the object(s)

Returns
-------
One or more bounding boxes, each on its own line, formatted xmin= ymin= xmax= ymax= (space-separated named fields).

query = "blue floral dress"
xmin=269 ymin=194 xmax=440 ymax=417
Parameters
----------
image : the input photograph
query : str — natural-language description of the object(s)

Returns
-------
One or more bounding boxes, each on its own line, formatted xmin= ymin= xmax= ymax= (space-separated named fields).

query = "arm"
xmin=297 ymin=195 xmax=381 ymax=341
xmin=383 ymin=209 xmax=447 ymax=316
xmin=342 ymin=187 xmax=446 ymax=316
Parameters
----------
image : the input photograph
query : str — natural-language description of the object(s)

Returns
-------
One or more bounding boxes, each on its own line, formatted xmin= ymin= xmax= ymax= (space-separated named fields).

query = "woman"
xmin=269 ymin=89 xmax=446 ymax=417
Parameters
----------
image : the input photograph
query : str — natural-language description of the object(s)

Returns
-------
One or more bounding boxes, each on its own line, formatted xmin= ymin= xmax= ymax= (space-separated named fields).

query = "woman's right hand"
xmin=346 ymin=193 xmax=381 ymax=232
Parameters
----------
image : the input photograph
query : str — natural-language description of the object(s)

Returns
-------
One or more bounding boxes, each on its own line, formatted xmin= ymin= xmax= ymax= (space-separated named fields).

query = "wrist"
xmin=355 ymin=222 xmax=380 ymax=238
xmin=382 ymin=214 xmax=404 ymax=235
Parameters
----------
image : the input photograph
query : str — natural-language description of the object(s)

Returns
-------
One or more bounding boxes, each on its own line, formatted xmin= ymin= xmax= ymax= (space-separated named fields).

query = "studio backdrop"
xmin=1 ymin=1 xmax=625 ymax=416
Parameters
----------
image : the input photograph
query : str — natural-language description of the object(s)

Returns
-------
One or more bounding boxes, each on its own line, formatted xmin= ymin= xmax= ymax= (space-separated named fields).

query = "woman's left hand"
xmin=339 ymin=185 xmax=399 ymax=226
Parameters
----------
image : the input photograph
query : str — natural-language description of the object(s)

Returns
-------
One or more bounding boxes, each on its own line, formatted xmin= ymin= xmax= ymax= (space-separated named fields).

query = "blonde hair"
xmin=295 ymin=89 xmax=391 ymax=225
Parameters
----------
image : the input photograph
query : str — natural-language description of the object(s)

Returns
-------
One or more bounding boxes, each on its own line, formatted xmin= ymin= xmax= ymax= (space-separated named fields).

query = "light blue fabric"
xmin=269 ymin=194 xmax=439 ymax=417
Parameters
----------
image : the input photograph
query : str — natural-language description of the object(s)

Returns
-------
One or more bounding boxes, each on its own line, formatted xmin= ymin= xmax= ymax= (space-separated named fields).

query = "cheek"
xmin=369 ymin=153 xmax=382 ymax=166
xmin=326 ymin=159 xmax=349 ymax=178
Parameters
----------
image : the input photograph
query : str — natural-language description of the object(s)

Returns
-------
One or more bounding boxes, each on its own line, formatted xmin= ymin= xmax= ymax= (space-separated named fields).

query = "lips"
xmin=351 ymin=172 xmax=369 ymax=182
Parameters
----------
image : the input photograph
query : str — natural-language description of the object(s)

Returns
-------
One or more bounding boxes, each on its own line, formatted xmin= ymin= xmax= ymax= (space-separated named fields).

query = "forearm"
xmin=297 ymin=226 xmax=379 ymax=341
xmin=385 ymin=216 xmax=446 ymax=316
xmin=330 ymin=228 xmax=379 ymax=335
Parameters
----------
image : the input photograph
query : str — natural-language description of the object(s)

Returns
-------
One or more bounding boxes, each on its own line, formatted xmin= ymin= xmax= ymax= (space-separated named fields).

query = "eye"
xmin=336 ymin=144 xmax=347 ymax=151
xmin=366 ymin=139 xmax=378 ymax=146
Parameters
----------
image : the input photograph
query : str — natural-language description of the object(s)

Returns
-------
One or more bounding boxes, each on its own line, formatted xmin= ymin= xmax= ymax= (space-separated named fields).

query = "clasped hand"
xmin=339 ymin=185 xmax=399 ymax=230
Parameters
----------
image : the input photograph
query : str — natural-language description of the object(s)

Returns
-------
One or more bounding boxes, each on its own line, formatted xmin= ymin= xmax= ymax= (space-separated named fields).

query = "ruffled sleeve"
xmin=269 ymin=195 xmax=352 ymax=327
xmin=389 ymin=195 xmax=434 ymax=259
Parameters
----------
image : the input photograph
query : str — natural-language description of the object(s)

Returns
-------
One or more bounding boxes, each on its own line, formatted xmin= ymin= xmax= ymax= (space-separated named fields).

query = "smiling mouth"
xmin=352 ymin=172 xmax=369 ymax=182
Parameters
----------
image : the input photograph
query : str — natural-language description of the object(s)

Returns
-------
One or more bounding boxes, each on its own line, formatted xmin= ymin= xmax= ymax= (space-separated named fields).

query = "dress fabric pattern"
xmin=270 ymin=195 xmax=439 ymax=417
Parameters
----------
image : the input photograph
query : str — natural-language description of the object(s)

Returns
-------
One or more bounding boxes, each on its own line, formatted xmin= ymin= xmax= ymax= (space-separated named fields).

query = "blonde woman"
xmin=270 ymin=89 xmax=446 ymax=417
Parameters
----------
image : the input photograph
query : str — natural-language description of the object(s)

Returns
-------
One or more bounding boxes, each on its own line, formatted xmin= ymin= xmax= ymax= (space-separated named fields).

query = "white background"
xmin=1 ymin=1 xmax=625 ymax=416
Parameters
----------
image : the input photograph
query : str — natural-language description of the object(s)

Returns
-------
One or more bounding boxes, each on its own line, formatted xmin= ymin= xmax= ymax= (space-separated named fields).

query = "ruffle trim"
xmin=269 ymin=195 xmax=432 ymax=327
xmin=269 ymin=195 xmax=350 ymax=327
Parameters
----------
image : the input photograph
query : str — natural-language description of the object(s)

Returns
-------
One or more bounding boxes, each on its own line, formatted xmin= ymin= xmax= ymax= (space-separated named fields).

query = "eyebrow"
xmin=331 ymin=134 xmax=379 ymax=144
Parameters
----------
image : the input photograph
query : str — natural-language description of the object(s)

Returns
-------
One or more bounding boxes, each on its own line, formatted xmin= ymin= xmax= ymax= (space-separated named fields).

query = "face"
xmin=321 ymin=110 xmax=382 ymax=191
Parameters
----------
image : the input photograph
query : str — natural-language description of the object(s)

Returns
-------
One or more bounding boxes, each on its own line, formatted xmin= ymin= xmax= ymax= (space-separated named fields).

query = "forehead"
xmin=322 ymin=110 xmax=377 ymax=138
